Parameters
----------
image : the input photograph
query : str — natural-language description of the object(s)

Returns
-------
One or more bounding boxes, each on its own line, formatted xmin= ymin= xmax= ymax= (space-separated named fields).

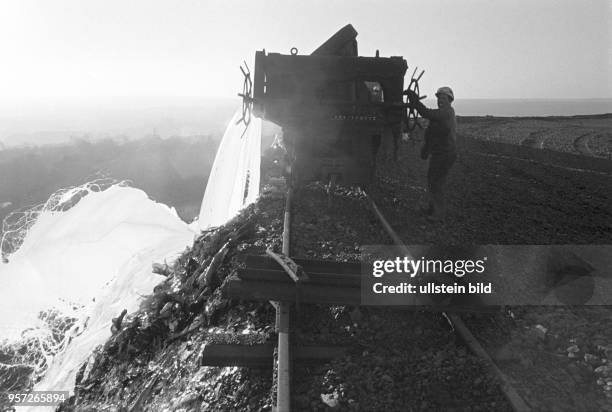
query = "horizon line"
xmin=0 ymin=96 xmax=611 ymax=103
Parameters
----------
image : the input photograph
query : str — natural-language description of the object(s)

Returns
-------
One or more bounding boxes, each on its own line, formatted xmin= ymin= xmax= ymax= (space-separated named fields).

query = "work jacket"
xmin=415 ymin=102 xmax=457 ymax=156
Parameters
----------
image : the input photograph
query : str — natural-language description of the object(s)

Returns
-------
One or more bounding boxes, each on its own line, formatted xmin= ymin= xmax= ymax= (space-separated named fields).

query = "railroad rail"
xmin=364 ymin=189 xmax=530 ymax=412
xmin=202 ymin=180 xmax=531 ymax=411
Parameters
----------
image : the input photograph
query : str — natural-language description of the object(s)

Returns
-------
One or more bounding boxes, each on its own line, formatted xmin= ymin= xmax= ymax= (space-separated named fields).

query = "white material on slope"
xmin=197 ymin=110 xmax=261 ymax=230
xmin=0 ymin=185 xmax=194 ymax=408
xmin=2 ymin=108 xmax=263 ymax=410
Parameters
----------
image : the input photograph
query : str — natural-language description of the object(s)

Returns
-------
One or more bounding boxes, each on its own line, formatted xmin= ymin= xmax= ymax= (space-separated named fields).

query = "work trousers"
xmin=427 ymin=151 xmax=457 ymax=218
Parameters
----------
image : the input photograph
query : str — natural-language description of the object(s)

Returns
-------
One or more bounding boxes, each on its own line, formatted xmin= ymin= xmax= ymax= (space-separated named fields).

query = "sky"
xmin=0 ymin=0 xmax=610 ymax=103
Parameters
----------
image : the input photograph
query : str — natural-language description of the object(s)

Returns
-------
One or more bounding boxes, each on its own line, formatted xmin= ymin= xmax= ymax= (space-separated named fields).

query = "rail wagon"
xmin=239 ymin=24 xmax=412 ymax=185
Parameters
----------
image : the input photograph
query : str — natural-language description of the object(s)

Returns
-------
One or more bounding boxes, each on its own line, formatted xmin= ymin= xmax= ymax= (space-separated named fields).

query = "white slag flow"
xmin=0 ymin=185 xmax=195 ymax=406
xmin=0 ymin=108 xmax=262 ymax=410
xmin=197 ymin=110 xmax=261 ymax=230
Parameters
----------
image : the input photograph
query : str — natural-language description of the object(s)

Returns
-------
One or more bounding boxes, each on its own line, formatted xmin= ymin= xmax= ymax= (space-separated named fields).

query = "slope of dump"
xmin=53 ymin=114 xmax=612 ymax=411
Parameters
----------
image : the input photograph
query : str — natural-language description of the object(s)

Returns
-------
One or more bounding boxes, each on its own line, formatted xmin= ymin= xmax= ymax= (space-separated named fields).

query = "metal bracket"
xmin=265 ymin=248 xmax=310 ymax=310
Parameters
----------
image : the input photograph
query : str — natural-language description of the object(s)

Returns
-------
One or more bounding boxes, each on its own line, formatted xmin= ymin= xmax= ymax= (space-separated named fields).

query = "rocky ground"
xmin=9 ymin=114 xmax=609 ymax=412
xmin=368 ymin=114 xmax=612 ymax=411
xmin=372 ymin=116 xmax=611 ymax=246
xmin=290 ymin=184 xmax=511 ymax=411
xmin=457 ymin=114 xmax=612 ymax=158
xmin=462 ymin=307 xmax=612 ymax=411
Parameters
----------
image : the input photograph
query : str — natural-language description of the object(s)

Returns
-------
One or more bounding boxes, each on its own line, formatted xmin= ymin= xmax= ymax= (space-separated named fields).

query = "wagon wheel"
xmin=236 ymin=61 xmax=253 ymax=136
xmin=405 ymin=68 xmax=426 ymax=131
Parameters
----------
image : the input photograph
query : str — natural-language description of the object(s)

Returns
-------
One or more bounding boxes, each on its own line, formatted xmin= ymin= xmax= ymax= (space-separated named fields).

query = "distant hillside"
xmin=0 ymin=98 xmax=239 ymax=148
xmin=0 ymin=135 xmax=219 ymax=224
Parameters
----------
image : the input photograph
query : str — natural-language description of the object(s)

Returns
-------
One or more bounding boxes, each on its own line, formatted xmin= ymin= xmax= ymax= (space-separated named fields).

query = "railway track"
xmin=213 ymin=179 xmax=532 ymax=411
xmin=363 ymin=189 xmax=529 ymax=412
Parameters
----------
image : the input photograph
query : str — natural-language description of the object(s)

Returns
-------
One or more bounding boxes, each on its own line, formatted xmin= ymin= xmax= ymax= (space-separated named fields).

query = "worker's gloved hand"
xmin=405 ymin=89 xmax=420 ymax=103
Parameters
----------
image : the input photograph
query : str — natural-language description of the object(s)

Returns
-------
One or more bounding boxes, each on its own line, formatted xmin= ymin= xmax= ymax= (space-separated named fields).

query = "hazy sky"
xmin=0 ymin=0 xmax=610 ymax=102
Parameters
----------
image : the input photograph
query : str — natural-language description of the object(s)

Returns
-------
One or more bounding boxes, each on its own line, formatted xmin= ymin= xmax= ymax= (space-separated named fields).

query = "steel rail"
xmin=364 ymin=191 xmax=531 ymax=412
xmin=276 ymin=187 xmax=292 ymax=412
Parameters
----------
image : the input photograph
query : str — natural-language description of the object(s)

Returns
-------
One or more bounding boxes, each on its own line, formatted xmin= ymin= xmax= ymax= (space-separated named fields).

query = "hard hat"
xmin=435 ymin=86 xmax=454 ymax=101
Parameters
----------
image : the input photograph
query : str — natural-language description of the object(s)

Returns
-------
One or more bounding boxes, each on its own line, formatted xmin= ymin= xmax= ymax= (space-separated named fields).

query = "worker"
xmin=406 ymin=86 xmax=457 ymax=222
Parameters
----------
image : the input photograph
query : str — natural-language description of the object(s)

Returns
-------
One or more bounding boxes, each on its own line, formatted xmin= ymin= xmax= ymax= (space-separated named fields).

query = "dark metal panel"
xmin=201 ymin=343 xmax=347 ymax=367
xmin=224 ymin=278 xmax=361 ymax=305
